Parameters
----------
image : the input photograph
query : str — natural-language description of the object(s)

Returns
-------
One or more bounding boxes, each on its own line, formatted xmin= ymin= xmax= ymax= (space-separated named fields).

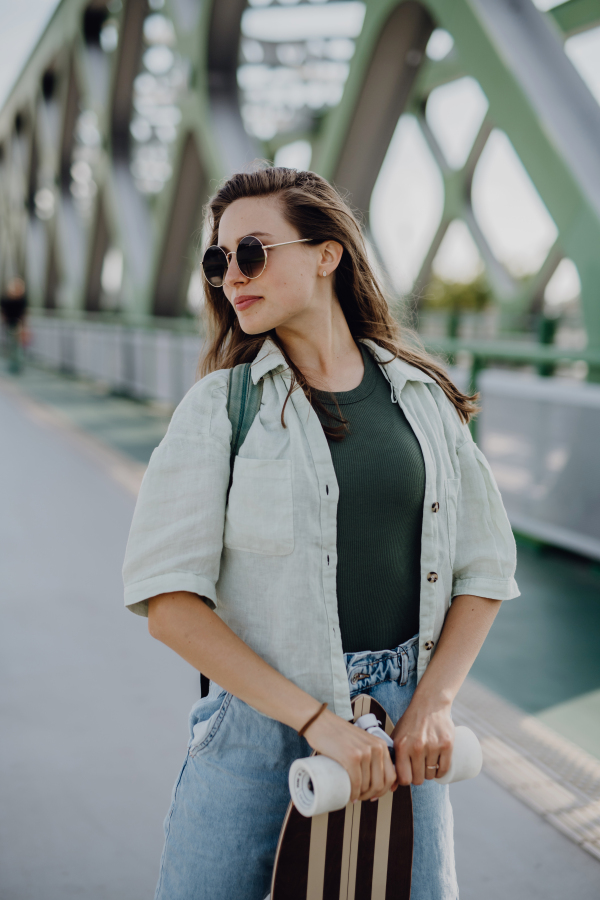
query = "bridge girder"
xmin=0 ymin=0 xmax=599 ymax=365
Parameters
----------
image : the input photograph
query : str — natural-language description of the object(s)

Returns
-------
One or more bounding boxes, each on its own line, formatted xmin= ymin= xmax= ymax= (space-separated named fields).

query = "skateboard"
xmin=270 ymin=694 xmax=413 ymax=900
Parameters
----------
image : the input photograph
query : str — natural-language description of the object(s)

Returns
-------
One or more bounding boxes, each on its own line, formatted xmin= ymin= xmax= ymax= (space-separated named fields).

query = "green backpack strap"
xmin=226 ymin=362 xmax=263 ymax=485
xmin=201 ymin=363 xmax=263 ymax=699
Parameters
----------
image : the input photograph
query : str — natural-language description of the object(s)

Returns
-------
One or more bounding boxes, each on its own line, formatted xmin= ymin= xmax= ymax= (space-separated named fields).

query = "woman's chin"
xmin=237 ymin=313 xmax=278 ymax=336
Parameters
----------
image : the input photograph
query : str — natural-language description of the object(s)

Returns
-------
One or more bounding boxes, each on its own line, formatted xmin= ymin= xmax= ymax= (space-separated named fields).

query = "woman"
xmin=123 ymin=167 xmax=519 ymax=900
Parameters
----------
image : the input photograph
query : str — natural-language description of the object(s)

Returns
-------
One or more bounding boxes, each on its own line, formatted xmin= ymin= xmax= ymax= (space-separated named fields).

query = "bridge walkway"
xmin=1 ymin=364 xmax=599 ymax=898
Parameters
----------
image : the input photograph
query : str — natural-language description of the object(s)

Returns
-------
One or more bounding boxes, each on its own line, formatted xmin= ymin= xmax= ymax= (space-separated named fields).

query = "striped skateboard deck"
xmin=270 ymin=694 xmax=413 ymax=900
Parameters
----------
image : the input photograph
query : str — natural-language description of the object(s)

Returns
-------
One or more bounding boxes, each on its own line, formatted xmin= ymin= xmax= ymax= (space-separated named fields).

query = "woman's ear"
xmin=319 ymin=240 xmax=344 ymax=274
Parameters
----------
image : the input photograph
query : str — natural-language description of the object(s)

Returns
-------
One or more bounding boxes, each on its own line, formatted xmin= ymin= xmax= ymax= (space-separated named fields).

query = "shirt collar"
xmin=250 ymin=338 xmax=287 ymax=384
xmin=360 ymin=339 xmax=435 ymax=393
xmin=250 ymin=336 xmax=435 ymax=391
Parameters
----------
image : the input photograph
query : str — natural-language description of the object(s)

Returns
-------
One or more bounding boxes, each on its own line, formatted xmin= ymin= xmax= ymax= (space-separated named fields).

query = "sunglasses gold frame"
xmin=202 ymin=236 xmax=312 ymax=287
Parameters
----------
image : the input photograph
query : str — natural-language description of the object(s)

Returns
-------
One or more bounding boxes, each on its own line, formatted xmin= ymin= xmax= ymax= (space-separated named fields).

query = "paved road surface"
xmin=1 ymin=382 xmax=599 ymax=899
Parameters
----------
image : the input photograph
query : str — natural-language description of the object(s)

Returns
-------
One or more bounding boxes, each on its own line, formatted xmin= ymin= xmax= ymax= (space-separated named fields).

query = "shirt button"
xmin=431 ymin=502 xmax=439 ymax=512
xmin=424 ymin=640 xmax=435 ymax=651
xmin=427 ymin=572 xmax=438 ymax=583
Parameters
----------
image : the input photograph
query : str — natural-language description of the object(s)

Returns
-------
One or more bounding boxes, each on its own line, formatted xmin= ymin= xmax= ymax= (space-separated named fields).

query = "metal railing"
xmin=422 ymin=336 xmax=600 ymax=438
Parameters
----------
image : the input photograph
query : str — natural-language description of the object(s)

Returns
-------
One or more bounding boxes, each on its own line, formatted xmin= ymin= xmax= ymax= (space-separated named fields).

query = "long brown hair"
xmin=199 ymin=165 xmax=478 ymax=425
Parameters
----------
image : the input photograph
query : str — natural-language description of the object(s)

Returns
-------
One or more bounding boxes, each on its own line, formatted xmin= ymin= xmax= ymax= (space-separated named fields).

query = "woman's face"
xmin=216 ymin=195 xmax=340 ymax=336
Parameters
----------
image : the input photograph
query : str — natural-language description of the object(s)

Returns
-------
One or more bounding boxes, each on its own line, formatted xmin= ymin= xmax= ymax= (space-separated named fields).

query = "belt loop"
xmin=400 ymin=649 xmax=408 ymax=686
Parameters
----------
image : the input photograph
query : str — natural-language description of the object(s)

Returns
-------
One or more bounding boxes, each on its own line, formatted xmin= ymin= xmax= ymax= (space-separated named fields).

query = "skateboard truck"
xmin=355 ymin=712 xmax=396 ymax=763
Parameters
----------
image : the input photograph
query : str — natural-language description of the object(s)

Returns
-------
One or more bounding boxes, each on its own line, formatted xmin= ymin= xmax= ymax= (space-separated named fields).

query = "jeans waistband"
xmin=344 ymin=634 xmax=419 ymax=693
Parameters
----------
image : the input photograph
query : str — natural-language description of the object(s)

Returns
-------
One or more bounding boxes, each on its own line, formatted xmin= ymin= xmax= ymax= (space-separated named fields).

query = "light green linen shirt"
xmin=123 ymin=339 xmax=519 ymax=720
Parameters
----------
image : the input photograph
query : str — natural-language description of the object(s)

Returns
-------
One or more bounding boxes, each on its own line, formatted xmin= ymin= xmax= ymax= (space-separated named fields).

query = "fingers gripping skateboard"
xmin=270 ymin=694 xmax=413 ymax=900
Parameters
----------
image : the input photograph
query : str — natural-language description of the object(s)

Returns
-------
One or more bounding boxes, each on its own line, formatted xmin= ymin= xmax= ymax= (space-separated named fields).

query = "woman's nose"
xmin=223 ymin=253 xmax=248 ymax=288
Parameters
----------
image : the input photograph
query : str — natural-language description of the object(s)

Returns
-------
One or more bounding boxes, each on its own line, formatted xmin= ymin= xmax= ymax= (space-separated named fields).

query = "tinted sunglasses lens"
xmin=202 ymin=246 xmax=227 ymax=286
xmin=237 ymin=236 xmax=266 ymax=279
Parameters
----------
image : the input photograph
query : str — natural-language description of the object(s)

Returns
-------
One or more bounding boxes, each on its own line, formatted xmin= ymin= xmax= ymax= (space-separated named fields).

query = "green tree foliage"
xmin=422 ymin=276 xmax=492 ymax=312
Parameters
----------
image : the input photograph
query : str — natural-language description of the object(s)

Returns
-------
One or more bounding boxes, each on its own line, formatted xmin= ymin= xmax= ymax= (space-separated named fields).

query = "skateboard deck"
xmin=270 ymin=694 xmax=413 ymax=900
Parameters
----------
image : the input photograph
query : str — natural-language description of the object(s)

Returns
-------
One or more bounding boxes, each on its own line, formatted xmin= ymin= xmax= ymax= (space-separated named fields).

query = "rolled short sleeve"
xmin=122 ymin=371 xmax=231 ymax=616
xmin=451 ymin=434 xmax=520 ymax=602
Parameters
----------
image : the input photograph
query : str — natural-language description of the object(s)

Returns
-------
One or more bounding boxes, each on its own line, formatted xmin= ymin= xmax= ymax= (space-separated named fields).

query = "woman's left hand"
xmin=390 ymin=701 xmax=455 ymax=786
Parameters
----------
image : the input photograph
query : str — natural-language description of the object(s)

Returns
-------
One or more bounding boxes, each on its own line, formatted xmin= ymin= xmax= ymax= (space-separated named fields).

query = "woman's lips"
xmin=234 ymin=295 xmax=262 ymax=311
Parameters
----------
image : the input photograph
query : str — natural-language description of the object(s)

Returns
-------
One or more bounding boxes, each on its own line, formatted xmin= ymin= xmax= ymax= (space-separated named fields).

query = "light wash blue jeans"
xmin=155 ymin=635 xmax=457 ymax=899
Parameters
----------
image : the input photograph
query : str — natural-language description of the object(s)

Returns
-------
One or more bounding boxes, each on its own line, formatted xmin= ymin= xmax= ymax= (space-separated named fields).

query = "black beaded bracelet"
xmin=298 ymin=702 xmax=328 ymax=738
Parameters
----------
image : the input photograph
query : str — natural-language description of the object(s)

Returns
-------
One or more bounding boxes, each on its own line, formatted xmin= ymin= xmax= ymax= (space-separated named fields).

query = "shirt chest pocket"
xmin=223 ymin=457 xmax=294 ymax=556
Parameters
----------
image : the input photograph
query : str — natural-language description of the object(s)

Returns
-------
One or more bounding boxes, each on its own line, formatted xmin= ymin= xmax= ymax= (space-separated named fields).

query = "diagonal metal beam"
xmin=206 ymin=0 xmax=259 ymax=174
xmin=549 ymin=0 xmax=600 ymax=37
xmin=325 ymin=1 xmax=434 ymax=217
xmin=111 ymin=0 xmax=148 ymax=159
xmin=59 ymin=56 xmax=80 ymax=190
xmin=469 ymin=0 xmax=600 ymax=224
xmin=152 ymin=134 xmax=207 ymax=317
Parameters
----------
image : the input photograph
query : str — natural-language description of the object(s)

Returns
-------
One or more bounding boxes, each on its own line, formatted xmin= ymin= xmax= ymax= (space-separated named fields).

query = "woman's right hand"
xmin=147 ymin=593 xmax=396 ymax=801
xmin=303 ymin=708 xmax=397 ymax=802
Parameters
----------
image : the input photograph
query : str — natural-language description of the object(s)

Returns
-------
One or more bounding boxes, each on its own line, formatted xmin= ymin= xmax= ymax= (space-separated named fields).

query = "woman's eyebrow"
xmin=219 ymin=231 xmax=274 ymax=251
xmin=239 ymin=231 xmax=273 ymax=242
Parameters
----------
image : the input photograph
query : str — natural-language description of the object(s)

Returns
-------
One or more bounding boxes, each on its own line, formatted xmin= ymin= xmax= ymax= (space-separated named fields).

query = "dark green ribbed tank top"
xmin=315 ymin=344 xmax=425 ymax=653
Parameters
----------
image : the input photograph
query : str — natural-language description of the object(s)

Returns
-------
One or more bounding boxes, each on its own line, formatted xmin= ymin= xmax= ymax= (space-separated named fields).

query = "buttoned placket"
xmin=288 ymin=376 xmax=352 ymax=719
xmin=252 ymin=341 xmax=445 ymax=704
xmin=380 ymin=364 xmax=441 ymax=678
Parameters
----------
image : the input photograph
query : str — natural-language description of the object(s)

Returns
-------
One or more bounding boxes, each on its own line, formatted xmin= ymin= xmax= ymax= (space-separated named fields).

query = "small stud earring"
xmin=322 ymin=270 xmax=327 ymax=277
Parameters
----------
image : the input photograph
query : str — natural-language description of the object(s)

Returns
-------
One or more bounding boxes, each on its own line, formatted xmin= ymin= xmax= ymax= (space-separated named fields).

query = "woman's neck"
xmin=275 ymin=301 xmax=364 ymax=392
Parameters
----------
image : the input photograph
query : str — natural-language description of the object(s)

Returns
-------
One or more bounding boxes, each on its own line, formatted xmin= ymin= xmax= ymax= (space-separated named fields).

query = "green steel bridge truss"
xmin=1 ymin=0 xmax=600 ymax=378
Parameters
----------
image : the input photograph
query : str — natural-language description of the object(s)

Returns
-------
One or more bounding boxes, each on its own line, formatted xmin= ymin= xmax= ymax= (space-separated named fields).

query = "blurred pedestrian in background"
xmin=1 ymin=277 xmax=28 ymax=374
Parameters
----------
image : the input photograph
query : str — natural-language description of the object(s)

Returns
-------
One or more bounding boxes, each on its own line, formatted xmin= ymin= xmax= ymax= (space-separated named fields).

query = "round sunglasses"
xmin=202 ymin=235 xmax=312 ymax=287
